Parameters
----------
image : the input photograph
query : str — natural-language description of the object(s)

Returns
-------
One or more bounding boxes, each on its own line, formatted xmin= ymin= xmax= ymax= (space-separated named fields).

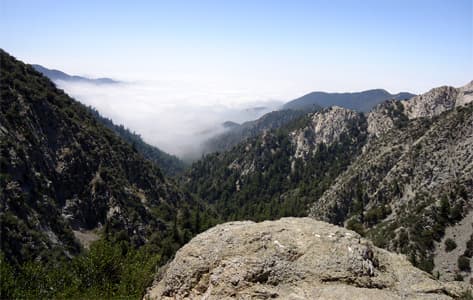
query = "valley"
xmin=1 ymin=49 xmax=471 ymax=299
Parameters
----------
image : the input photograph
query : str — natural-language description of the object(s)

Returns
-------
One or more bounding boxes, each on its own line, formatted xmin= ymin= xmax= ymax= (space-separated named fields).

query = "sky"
xmin=1 ymin=0 xmax=472 ymax=157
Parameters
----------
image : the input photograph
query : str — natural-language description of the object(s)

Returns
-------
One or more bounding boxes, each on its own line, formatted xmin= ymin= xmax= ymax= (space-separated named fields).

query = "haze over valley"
xmin=1 ymin=1 xmax=472 ymax=299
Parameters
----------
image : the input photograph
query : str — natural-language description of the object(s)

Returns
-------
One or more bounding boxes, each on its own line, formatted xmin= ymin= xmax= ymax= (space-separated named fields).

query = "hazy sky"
xmin=1 ymin=0 xmax=472 ymax=93
xmin=1 ymin=0 xmax=472 ymax=157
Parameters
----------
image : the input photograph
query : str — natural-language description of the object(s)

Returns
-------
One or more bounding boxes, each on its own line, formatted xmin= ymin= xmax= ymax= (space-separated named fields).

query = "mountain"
xmin=310 ymin=82 xmax=473 ymax=278
xmin=0 ymin=50 xmax=216 ymax=298
xmin=202 ymin=109 xmax=316 ymax=154
xmin=283 ymin=89 xmax=415 ymax=112
xmin=146 ymin=218 xmax=470 ymax=299
xmin=185 ymin=81 xmax=473 ymax=281
xmin=33 ymin=64 xmax=185 ymax=176
xmin=203 ymin=88 xmax=414 ymax=155
xmin=32 ymin=64 xmax=119 ymax=84
xmin=87 ymin=108 xmax=187 ymax=176
xmin=185 ymin=106 xmax=367 ymax=221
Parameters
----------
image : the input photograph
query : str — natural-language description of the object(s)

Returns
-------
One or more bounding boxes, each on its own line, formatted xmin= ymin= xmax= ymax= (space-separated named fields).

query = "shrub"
xmin=445 ymin=238 xmax=457 ymax=252
xmin=346 ymin=219 xmax=365 ymax=236
xmin=458 ymin=255 xmax=471 ymax=272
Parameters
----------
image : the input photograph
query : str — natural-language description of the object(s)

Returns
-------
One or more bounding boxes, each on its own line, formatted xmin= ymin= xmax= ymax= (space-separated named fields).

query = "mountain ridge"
xmin=32 ymin=64 xmax=119 ymax=84
xmin=283 ymin=89 xmax=415 ymax=112
xmin=185 ymin=80 xmax=473 ymax=281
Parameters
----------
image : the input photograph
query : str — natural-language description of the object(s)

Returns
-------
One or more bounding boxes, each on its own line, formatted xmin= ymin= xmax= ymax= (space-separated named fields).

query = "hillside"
xmin=185 ymin=106 xmax=368 ymax=221
xmin=0 ymin=50 xmax=215 ymax=298
xmin=88 ymin=108 xmax=186 ymax=176
xmin=185 ymin=81 xmax=473 ymax=281
xmin=202 ymin=109 xmax=311 ymax=154
xmin=283 ymin=89 xmax=415 ymax=112
xmin=310 ymin=83 xmax=473 ymax=278
xmin=204 ymin=88 xmax=414 ymax=155
xmin=32 ymin=64 xmax=186 ymax=176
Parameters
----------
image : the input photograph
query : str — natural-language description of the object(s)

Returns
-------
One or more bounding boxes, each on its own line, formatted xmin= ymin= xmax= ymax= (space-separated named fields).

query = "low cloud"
xmin=55 ymin=80 xmax=282 ymax=159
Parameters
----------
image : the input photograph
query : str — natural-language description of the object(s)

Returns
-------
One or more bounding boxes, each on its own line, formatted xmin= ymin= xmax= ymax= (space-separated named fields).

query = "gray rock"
xmin=145 ymin=218 xmax=468 ymax=299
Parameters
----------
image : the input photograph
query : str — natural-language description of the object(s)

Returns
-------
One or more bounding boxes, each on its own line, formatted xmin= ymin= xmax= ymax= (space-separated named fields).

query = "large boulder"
xmin=145 ymin=218 xmax=469 ymax=299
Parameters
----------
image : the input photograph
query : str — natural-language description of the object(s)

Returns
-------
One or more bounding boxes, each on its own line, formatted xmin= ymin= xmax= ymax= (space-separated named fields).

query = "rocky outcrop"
xmin=367 ymin=82 xmax=473 ymax=138
xmin=291 ymin=106 xmax=366 ymax=158
xmin=310 ymin=100 xmax=473 ymax=278
xmin=145 ymin=218 xmax=468 ymax=299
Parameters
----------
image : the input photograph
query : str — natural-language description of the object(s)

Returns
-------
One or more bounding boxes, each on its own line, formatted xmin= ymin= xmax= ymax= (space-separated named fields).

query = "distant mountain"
xmin=222 ymin=121 xmax=240 ymax=129
xmin=32 ymin=64 xmax=119 ymax=84
xmin=203 ymin=109 xmax=314 ymax=154
xmin=283 ymin=89 xmax=415 ymax=112
xmin=204 ymin=89 xmax=414 ymax=155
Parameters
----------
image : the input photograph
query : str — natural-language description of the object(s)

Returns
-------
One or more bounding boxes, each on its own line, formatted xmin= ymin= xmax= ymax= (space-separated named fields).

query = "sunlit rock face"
xmin=145 ymin=218 xmax=468 ymax=300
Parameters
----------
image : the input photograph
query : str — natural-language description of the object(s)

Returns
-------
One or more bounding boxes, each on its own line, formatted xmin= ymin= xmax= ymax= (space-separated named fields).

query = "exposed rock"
xmin=433 ymin=211 xmax=473 ymax=282
xmin=291 ymin=106 xmax=365 ymax=158
xmin=145 ymin=218 xmax=468 ymax=300
xmin=310 ymin=100 xmax=473 ymax=276
xmin=366 ymin=82 xmax=473 ymax=139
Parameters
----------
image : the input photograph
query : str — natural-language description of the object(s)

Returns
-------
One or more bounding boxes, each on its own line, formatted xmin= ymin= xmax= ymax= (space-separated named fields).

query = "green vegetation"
xmin=458 ymin=255 xmax=471 ymax=272
xmin=1 ymin=240 xmax=160 ymax=299
xmin=185 ymin=113 xmax=367 ymax=222
xmin=445 ymin=238 xmax=457 ymax=252
xmin=0 ymin=49 xmax=217 ymax=298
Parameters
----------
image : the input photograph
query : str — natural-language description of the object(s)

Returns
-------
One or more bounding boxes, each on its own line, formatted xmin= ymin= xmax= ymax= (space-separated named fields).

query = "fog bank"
xmin=56 ymin=80 xmax=282 ymax=159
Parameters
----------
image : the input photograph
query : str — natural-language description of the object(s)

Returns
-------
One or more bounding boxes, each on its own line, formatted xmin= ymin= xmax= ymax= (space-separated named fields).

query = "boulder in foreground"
xmin=145 ymin=218 xmax=469 ymax=299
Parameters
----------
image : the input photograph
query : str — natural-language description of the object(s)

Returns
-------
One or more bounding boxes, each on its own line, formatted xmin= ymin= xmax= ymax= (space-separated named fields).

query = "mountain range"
xmin=204 ymin=88 xmax=415 ymax=154
xmin=185 ymin=81 xmax=473 ymax=281
xmin=283 ymin=89 xmax=415 ymax=112
xmin=32 ymin=64 xmax=119 ymax=84
xmin=1 ymin=49 xmax=471 ymax=298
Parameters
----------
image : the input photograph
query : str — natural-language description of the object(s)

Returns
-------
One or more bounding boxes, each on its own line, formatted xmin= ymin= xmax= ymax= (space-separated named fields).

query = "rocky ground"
xmin=145 ymin=218 xmax=470 ymax=300
xmin=434 ymin=211 xmax=473 ymax=282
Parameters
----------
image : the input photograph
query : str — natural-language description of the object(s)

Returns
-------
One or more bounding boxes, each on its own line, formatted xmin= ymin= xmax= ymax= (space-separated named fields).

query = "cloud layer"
xmin=56 ymin=80 xmax=282 ymax=159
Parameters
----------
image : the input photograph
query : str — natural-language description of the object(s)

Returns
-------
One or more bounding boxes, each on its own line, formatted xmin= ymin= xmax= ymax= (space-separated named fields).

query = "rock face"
xmin=145 ymin=218 xmax=467 ymax=300
xmin=310 ymin=101 xmax=473 ymax=278
xmin=291 ymin=106 xmax=365 ymax=158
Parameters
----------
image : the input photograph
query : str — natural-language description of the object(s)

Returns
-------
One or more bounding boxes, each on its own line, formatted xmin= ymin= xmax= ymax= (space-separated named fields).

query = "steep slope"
xmin=32 ymin=64 xmax=186 ymax=176
xmin=0 ymin=50 xmax=207 ymax=269
xmin=185 ymin=106 xmax=367 ymax=221
xmin=32 ymin=64 xmax=119 ymax=84
xmin=283 ymin=89 xmax=415 ymax=112
xmin=88 ymin=108 xmax=186 ymax=176
xmin=146 ymin=218 xmax=470 ymax=299
xmin=202 ymin=109 xmax=310 ymax=154
xmin=204 ymin=88 xmax=414 ymax=155
xmin=309 ymin=83 xmax=473 ymax=278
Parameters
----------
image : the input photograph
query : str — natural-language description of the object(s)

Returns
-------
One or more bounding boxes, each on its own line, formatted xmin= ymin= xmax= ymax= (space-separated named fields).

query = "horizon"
xmin=1 ymin=0 xmax=472 ymax=156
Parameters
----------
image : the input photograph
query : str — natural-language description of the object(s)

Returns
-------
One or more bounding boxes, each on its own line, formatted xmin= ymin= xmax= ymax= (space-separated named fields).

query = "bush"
xmin=458 ymin=255 xmax=471 ymax=272
xmin=346 ymin=219 xmax=365 ymax=236
xmin=445 ymin=238 xmax=457 ymax=252
xmin=0 ymin=239 xmax=162 ymax=299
